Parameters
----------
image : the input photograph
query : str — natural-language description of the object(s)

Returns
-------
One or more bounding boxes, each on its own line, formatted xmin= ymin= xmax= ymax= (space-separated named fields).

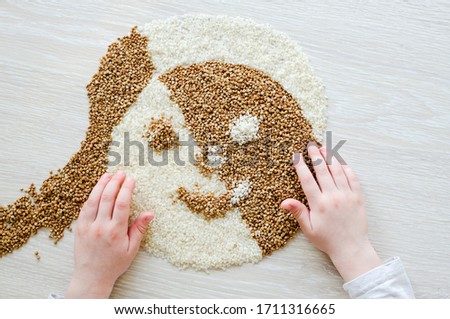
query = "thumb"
xmin=281 ymin=198 xmax=311 ymax=235
xmin=128 ymin=212 xmax=154 ymax=255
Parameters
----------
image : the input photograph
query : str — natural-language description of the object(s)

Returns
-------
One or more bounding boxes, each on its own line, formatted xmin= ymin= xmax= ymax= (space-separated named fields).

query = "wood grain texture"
xmin=1 ymin=0 xmax=449 ymax=298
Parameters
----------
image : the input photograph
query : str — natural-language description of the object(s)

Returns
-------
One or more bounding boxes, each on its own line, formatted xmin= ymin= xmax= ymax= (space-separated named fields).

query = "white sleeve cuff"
xmin=343 ymin=257 xmax=415 ymax=299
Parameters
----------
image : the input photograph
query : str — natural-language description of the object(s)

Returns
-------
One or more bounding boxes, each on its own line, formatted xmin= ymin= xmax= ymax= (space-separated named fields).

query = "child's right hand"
xmin=66 ymin=171 xmax=154 ymax=298
xmin=281 ymin=144 xmax=381 ymax=282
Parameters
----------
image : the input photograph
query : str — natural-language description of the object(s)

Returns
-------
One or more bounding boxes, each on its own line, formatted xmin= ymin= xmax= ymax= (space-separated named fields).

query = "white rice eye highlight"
xmin=231 ymin=180 xmax=252 ymax=205
xmin=229 ymin=114 xmax=260 ymax=145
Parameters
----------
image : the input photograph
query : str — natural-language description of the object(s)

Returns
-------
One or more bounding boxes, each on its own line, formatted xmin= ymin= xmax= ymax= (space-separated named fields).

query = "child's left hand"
xmin=65 ymin=171 xmax=154 ymax=298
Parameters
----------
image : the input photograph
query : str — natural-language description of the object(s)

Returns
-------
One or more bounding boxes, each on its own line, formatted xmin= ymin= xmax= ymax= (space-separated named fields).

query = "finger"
xmin=79 ymin=173 xmax=112 ymax=223
xmin=342 ymin=164 xmax=362 ymax=194
xmin=96 ymin=171 xmax=126 ymax=221
xmin=112 ymin=176 xmax=135 ymax=228
xmin=281 ymin=198 xmax=312 ymax=235
xmin=320 ymin=147 xmax=350 ymax=190
xmin=308 ymin=144 xmax=335 ymax=192
xmin=128 ymin=212 xmax=154 ymax=256
xmin=293 ymin=152 xmax=321 ymax=199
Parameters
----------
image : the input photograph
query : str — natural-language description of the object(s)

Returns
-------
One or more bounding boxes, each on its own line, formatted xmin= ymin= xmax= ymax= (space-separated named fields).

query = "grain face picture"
xmin=1 ymin=16 xmax=328 ymax=270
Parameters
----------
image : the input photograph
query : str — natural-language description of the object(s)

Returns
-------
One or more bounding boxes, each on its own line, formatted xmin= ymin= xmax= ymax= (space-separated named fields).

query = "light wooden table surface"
xmin=1 ymin=0 xmax=449 ymax=299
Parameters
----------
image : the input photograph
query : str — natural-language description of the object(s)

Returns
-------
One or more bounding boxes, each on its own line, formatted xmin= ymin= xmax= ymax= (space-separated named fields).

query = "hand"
xmin=65 ymin=171 xmax=154 ymax=298
xmin=281 ymin=144 xmax=381 ymax=282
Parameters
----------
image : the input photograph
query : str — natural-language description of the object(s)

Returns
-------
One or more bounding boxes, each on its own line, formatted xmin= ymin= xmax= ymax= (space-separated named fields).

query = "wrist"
xmin=329 ymin=239 xmax=382 ymax=282
xmin=65 ymin=272 xmax=115 ymax=298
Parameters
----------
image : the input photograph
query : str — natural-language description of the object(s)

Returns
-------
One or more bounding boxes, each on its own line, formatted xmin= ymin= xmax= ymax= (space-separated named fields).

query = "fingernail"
xmin=145 ymin=214 xmax=154 ymax=224
xmin=101 ymin=173 xmax=110 ymax=180
xmin=299 ymin=153 xmax=305 ymax=163
xmin=127 ymin=177 xmax=136 ymax=189
xmin=293 ymin=152 xmax=299 ymax=163
xmin=115 ymin=170 xmax=126 ymax=178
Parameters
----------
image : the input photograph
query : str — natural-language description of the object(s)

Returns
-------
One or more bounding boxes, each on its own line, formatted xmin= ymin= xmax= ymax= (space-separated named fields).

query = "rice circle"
xmin=107 ymin=15 xmax=328 ymax=270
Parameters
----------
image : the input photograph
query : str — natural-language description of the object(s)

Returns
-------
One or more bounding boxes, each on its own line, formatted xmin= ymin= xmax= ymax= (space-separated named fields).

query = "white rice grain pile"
xmin=229 ymin=114 xmax=260 ymax=145
xmin=231 ymin=180 xmax=252 ymax=205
